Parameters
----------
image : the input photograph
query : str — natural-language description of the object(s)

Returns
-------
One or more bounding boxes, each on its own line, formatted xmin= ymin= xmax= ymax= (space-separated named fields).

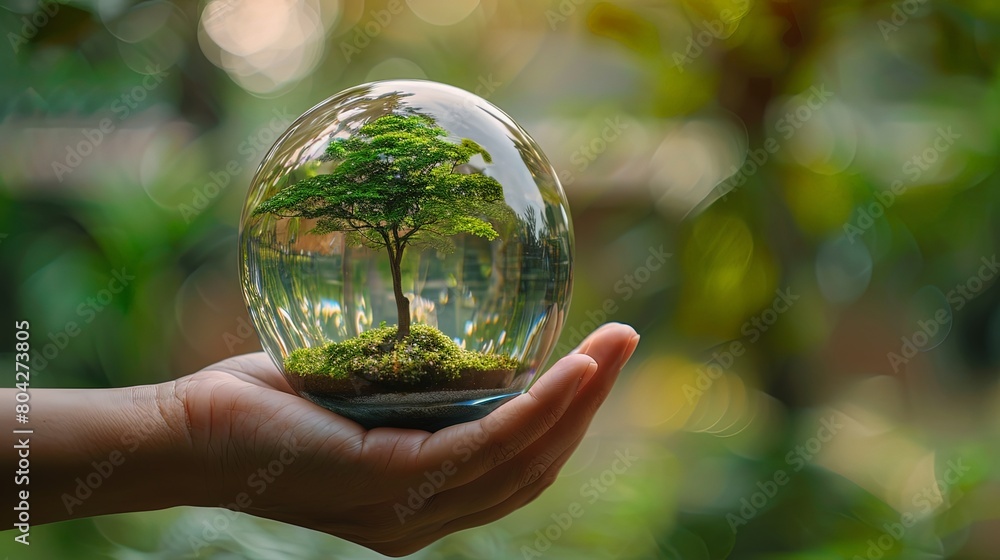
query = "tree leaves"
xmin=253 ymin=112 xmax=511 ymax=256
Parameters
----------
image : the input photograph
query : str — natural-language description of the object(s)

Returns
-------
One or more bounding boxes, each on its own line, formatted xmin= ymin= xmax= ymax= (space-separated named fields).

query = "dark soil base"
xmin=301 ymin=387 xmax=521 ymax=431
xmin=286 ymin=367 xmax=516 ymax=397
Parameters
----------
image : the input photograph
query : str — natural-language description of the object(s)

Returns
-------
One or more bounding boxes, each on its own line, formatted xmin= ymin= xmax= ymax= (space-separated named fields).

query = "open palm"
xmin=174 ymin=323 xmax=639 ymax=556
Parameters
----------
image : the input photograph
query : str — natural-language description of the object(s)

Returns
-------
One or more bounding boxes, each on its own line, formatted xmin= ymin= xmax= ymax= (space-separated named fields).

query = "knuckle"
xmin=519 ymin=459 xmax=549 ymax=489
xmin=540 ymin=404 xmax=565 ymax=432
xmin=483 ymin=438 xmax=519 ymax=470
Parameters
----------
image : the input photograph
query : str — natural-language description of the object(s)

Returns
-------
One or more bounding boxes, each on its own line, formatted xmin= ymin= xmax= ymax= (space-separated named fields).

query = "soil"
xmin=285 ymin=367 xmax=516 ymax=399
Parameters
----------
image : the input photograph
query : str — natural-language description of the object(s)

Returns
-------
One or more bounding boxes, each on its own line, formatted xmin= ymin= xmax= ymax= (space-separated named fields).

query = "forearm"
xmin=3 ymin=382 xmax=206 ymax=525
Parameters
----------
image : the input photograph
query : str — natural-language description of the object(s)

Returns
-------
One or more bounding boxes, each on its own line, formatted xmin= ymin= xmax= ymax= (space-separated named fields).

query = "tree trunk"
xmin=387 ymin=245 xmax=410 ymax=341
xmin=342 ymin=235 xmax=355 ymax=338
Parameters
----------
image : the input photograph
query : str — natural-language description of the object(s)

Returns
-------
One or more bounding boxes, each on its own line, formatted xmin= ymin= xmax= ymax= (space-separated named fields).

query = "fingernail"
xmin=621 ymin=335 xmax=640 ymax=368
xmin=578 ymin=360 xmax=598 ymax=389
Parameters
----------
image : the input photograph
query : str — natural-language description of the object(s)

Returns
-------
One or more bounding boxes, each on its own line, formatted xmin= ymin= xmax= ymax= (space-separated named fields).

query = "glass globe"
xmin=239 ymin=80 xmax=573 ymax=431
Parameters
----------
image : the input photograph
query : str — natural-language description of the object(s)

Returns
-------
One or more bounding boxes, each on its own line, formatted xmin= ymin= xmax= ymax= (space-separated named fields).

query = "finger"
xmin=404 ymin=415 xmax=584 ymax=534
xmin=337 ymin=325 xmax=639 ymax=552
xmin=570 ymin=322 xmax=638 ymax=389
xmin=410 ymin=353 xmax=596 ymax=491
xmin=571 ymin=321 xmax=632 ymax=356
xmin=389 ymin=444 xmax=581 ymax=556
xmin=573 ymin=324 xmax=640 ymax=414
xmin=408 ymin=327 xmax=639 ymax=526
xmin=448 ymin=447 xmax=572 ymax=530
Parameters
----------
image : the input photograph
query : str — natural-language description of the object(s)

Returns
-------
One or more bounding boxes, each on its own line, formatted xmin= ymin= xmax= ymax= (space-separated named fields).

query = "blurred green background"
xmin=3 ymin=0 xmax=1000 ymax=558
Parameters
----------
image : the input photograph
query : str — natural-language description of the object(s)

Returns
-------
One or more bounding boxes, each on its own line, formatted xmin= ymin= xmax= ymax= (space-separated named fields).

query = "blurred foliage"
xmin=3 ymin=0 xmax=1000 ymax=558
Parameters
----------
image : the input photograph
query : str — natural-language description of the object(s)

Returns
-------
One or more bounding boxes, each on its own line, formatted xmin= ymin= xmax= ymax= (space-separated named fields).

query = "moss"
xmin=284 ymin=324 xmax=518 ymax=387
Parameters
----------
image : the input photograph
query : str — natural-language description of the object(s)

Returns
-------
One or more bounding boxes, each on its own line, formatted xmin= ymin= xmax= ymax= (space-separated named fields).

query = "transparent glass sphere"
xmin=239 ymin=80 xmax=573 ymax=430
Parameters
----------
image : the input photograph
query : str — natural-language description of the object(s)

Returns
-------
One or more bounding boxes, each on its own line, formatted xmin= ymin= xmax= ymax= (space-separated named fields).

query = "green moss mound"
xmin=285 ymin=324 xmax=518 ymax=387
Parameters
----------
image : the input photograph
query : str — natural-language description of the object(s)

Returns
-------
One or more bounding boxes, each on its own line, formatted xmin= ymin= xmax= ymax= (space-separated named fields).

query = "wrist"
xmin=29 ymin=381 xmax=206 ymax=523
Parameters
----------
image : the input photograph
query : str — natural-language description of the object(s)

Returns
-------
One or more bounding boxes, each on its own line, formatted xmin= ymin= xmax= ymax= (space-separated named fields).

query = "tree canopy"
xmin=253 ymin=112 xmax=510 ymax=339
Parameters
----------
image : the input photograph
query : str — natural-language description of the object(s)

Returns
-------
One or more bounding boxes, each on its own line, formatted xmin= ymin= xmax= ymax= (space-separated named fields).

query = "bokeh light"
xmin=199 ymin=0 xmax=338 ymax=94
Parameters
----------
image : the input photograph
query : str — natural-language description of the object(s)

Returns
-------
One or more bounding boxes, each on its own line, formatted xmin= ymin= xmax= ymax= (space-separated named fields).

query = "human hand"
xmin=176 ymin=322 xmax=639 ymax=556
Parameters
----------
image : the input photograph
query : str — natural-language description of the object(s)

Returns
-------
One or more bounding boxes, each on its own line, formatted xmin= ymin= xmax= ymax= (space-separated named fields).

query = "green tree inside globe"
xmin=254 ymin=112 xmax=509 ymax=341
xmin=253 ymin=111 xmax=516 ymax=392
